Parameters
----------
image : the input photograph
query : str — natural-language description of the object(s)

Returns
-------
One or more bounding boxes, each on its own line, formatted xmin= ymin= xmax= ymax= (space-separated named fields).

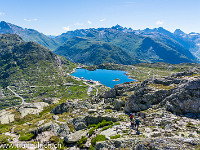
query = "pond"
xmin=71 ymin=69 xmax=135 ymax=88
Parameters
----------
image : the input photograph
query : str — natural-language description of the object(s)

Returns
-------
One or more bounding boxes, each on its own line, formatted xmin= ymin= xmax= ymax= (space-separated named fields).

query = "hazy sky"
xmin=0 ymin=0 xmax=199 ymax=35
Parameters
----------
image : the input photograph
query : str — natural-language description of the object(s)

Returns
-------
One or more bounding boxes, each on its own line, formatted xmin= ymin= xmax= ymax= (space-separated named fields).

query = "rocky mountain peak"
xmin=111 ymin=24 xmax=124 ymax=31
xmin=0 ymin=21 xmax=11 ymax=29
xmin=174 ymin=29 xmax=186 ymax=36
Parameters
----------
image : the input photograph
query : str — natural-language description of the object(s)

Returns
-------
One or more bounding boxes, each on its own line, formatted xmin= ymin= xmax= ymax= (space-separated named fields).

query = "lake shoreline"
xmin=71 ymin=68 xmax=135 ymax=88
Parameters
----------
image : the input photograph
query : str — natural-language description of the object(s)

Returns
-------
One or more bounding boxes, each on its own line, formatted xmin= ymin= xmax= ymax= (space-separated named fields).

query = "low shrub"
xmin=113 ymin=122 xmax=120 ymax=125
xmin=19 ymin=132 xmax=34 ymax=141
xmin=0 ymin=124 xmax=12 ymax=134
xmin=101 ymin=125 xmax=112 ymax=131
xmin=77 ymin=136 xmax=87 ymax=148
xmin=110 ymin=134 xmax=120 ymax=139
xmin=0 ymin=135 xmax=10 ymax=144
xmin=68 ymin=123 xmax=75 ymax=132
xmin=186 ymin=122 xmax=194 ymax=128
xmin=88 ymin=124 xmax=97 ymax=128
xmin=89 ymin=128 xmax=95 ymax=136
xmin=105 ymin=109 xmax=112 ymax=113
xmin=88 ymin=120 xmax=113 ymax=136
xmin=91 ymin=134 xmax=105 ymax=146
xmin=50 ymin=136 xmax=61 ymax=144
xmin=89 ymin=145 xmax=95 ymax=150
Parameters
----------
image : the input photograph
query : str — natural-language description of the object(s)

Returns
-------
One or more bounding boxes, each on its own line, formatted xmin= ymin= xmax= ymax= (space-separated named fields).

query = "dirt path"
xmin=7 ymin=86 xmax=25 ymax=105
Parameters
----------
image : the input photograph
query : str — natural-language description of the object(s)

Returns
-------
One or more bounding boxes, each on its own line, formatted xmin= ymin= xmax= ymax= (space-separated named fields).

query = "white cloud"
xmin=0 ymin=12 xmax=5 ymax=16
xmin=156 ymin=20 xmax=164 ymax=25
xmin=100 ymin=18 xmax=106 ymax=22
xmin=24 ymin=18 xmax=38 ymax=22
xmin=63 ymin=26 xmax=70 ymax=31
xmin=88 ymin=20 xmax=92 ymax=25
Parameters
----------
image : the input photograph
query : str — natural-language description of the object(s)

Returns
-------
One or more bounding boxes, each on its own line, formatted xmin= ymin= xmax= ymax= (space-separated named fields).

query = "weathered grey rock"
xmin=113 ymin=140 xmax=121 ymax=148
xmin=124 ymin=86 xmax=172 ymax=113
xmin=0 ymin=110 xmax=15 ymax=124
xmin=57 ymin=124 xmax=70 ymax=137
xmin=35 ymin=120 xmax=45 ymax=126
xmin=100 ymin=128 xmax=117 ymax=138
xmin=43 ymin=98 xmax=60 ymax=104
xmin=135 ymin=144 xmax=148 ymax=150
xmin=51 ymin=102 xmax=70 ymax=114
xmin=31 ymin=121 xmax=52 ymax=134
xmin=114 ymin=99 xmax=125 ymax=110
xmin=74 ymin=122 xmax=87 ymax=131
xmin=85 ymin=115 xmax=117 ymax=125
xmin=124 ymin=77 xmax=200 ymax=115
xmin=52 ymin=115 xmax=59 ymax=120
xmin=104 ymin=104 xmax=114 ymax=110
xmin=88 ymin=109 xmax=97 ymax=114
xmin=166 ymin=79 xmax=200 ymax=114
xmin=103 ymin=82 xmax=137 ymax=98
xmin=95 ymin=141 xmax=111 ymax=150
xmin=151 ymin=132 xmax=161 ymax=137
xmin=170 ymin=71 xmax=195 ymax=78
xmin=64 ymin=130 xmax=87 ymax=143
xmin=72 ymin=117 xmax=87 ymax=131
xmin=31 ymin=121 xmax=59 ymax=135
xmin=71 ymin=100 xmax=94 ymax=109
xmin=50 ymin=122 xmax=60 ymax=134
xmin=18 ymin=102 xmax=49 ymax=118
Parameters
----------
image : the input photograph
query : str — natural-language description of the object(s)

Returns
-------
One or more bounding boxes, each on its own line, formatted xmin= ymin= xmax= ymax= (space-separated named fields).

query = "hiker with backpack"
xmin=131 ymin=121 xmax=135 ymax=129
xmin=129 ymin=113 xmax=134 ymax=121
xmin=134 ymin=118 xmax=141 ymax=132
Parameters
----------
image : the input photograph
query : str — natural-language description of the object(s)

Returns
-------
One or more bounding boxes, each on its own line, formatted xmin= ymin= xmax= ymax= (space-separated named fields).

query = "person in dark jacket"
xmin=134 ymin=118 xmax=141 ymax=132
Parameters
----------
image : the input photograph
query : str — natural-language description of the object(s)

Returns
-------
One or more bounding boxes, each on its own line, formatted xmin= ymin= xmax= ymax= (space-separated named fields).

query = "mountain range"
xmin=0 ymin=21 xmax=59 ymax=50
xmin=0 ymin=34 xmax=76 ymax=88
xmin=0 ymin=21 xmax=200 ymax=65
xmin=54 ymin=25 xmax=197 ymax=64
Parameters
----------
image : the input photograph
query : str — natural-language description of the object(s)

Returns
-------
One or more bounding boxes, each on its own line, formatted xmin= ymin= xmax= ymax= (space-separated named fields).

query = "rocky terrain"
xmin=0 ymin=67 xmax=199 ymax=150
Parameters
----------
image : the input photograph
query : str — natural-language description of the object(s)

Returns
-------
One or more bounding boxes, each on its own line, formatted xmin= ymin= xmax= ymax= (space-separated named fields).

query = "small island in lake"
xmin=113 ymin=78 xmax=120 ymax=81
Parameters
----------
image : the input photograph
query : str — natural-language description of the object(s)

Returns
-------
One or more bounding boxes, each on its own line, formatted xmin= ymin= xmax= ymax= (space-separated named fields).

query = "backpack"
xmin=135 ymin=119 xmax=141 ymax=125
xmin=130 ymin=114 xmax=134 ymax=119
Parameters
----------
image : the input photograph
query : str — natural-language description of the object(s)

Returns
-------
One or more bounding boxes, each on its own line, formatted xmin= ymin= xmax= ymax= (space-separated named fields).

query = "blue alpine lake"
xmin=71 ymin=69 xmax=135 ymax=88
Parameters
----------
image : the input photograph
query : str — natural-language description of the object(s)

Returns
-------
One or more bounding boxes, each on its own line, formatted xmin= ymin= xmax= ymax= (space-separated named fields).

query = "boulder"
xmin=51 ymin=102 xmax=70 ymax=114
xmin=43 ymin=98 xmax=60 ymax=104
xmin=103 ymin=82 xmax=137 ymax=98
xmin=64 ymin=130 xmax=87 ymax=143
xmin=0 ymin=110 xmax=15 ymax=124
xmin=72 ymin=117 xmax=87 ymax=131
xmin=104 ymin=105 xmax=114 ymax=110
xmin=35 ymin=120 xmax=45 ymax=126
xmin=50 ymin=122 xmax=60 ymax=134
xmin=100 ymin=128 xmax=117 ymax=138
xmin=114 ymin=99 xmax=125 ymax=110
xmin=31 ymin=121 xmax=59 ymax=135
xmin=88 ymin=109 xmax=97 ymax=114
xmin=57 ymin=124 xmax=70 ymax=137
xmin=166 ymin=79 xmax=200 ymax=114
xmin=85 ymin=115 xmax=117 ymax=125
xmin=52 ymin=115 xmax=59 ymax=120
xmin=151 ymin=132 xmax=162 ymax=137
xmin=170 ymin=71 xmax=195 ymax=78
xmin=95 ymin=141 xmax=111 ymax=150
xmin=18 ymin=102 xmax=49 ymax=118
xmin=70 ymin=101 xmax=94 ymax=109
xmin=113 ymin=140 xmax=121 ymax=148
xmin=135 ymin=144 xmax=149 ymax=150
